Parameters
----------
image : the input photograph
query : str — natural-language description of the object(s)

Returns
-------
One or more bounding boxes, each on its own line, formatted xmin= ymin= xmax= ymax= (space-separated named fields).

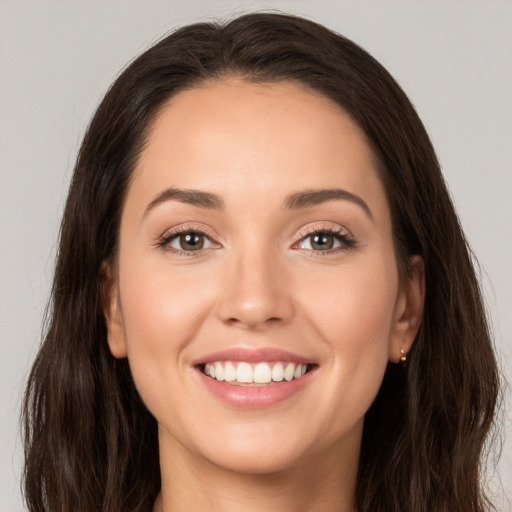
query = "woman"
xmin=22 ymin=12 xmax=500 ymax=512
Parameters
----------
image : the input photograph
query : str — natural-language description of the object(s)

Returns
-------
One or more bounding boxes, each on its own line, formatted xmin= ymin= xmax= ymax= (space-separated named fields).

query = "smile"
xmin=202 ymin=361 xmax=310 ymax=385
xmin=193 ymin=348 xmax=317 ymax=408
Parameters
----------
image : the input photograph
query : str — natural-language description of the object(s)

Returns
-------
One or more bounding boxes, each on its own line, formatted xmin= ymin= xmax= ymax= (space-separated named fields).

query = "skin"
xmin=104 ymin=79 xmax=425 ymax=512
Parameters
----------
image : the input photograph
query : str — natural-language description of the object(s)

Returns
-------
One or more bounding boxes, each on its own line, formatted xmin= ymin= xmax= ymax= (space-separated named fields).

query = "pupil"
xmin=312 ymin=234 xmax=333 ymax=251
xmin=180 ymin=233 xmax=204 ymax=250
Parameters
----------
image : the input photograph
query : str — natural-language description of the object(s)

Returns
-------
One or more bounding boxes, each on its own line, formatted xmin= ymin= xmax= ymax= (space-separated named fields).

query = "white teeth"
xmin=271 ymin=362 xmax=284 ymax=382
xmin=224 ymin=362 xmax=236 ymax=382
xmin=254 ymin=363 xmax=272 ymax=383
xmin=284 ymin=363 xmax=295 ymax=381
xmin=236 ymin=362 xmax=253 ymax=383
xmin=203 ymin=361 xmax=310 ymax=384
xmin=215 ymin=361 xmax=224 ymax=381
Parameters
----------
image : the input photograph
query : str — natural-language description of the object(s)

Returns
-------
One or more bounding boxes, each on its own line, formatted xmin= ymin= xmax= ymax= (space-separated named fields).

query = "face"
xmin=105 ymin=80 xmax=423 ymax=476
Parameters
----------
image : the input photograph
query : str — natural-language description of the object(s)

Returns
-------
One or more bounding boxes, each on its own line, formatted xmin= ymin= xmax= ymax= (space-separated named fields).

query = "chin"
xmin=202 ymin=443 xmax=306 ymax=475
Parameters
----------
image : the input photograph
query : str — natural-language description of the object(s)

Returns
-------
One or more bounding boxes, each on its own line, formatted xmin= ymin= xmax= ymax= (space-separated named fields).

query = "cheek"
xmin=119 ymin=252 xmax=215 ymax=349
xmin=297 ymin=258 xmax=398 ymax=420
xmin=115 ymin=251 xmax=218 ymax=415
xmin=300 ymin=256 xmax=398 ymax=345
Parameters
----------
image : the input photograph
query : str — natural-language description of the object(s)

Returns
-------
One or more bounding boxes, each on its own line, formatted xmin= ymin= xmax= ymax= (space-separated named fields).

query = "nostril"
xmin=216 ymin=271 xmax=295 ymax=329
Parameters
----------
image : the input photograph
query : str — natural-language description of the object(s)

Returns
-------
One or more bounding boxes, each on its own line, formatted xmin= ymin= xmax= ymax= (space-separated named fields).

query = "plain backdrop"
xmin=1 ymin=1 xmax=511 ymax=511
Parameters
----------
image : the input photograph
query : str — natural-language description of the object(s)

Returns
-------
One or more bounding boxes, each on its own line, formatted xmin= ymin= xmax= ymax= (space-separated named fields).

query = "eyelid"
xmin=296 ymin=222 xmax=353 ymax=241
xmin=160 ymin=222 xmax=220 ymax=240
xmin=155 ymin=221 xmax=356 ymax=257
xmin=156 ymin=223 xmax=222 ymax=256
xmin=292 ymin=222 xmax=356 ymax=253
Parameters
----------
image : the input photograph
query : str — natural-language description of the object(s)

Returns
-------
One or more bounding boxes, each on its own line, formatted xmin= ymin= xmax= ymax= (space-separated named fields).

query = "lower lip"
xmin=196 ymin=368 xmax=315 ymax=408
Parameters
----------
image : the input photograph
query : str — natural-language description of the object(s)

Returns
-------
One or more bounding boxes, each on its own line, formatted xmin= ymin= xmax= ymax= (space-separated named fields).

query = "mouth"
xmin=192 ymin=347 xmax=317 ymax=407
xmin=199 ymin=360 xmax=315 ymax=386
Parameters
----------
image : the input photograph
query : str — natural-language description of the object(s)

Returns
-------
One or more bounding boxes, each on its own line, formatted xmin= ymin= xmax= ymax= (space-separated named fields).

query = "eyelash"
xmin=156 ymin=225 xmax=220 ymax=257
xmin=294 ymin=225 xmax=356 ymax=256
xmin=156 ymin=224 xmax=356 ymax=257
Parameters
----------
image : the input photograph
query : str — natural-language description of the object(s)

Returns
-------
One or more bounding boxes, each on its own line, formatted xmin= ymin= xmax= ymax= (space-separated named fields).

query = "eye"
xmin=159 ymin=230 xmax=219 ymax=254
xmin=294 ymin=227 xmax=356 ymax=254
xmin=298 ymin=232 xmax=342 ymax=251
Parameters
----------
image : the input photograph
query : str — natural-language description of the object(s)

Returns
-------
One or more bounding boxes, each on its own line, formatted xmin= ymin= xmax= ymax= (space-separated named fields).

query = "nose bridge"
xmin=217 ymin=237 xmax=293 ymax=329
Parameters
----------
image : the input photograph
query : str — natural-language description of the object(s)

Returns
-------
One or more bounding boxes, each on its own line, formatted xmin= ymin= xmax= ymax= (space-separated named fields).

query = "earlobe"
xmin=100 ymin=261 xmax=128 ymax=359
xmin=390 ymin=255 xmax=425 ymax=364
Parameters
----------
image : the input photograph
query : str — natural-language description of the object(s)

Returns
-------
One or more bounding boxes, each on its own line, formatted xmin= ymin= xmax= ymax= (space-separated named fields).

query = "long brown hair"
xmin=22 ymin=12 xmax=500 ymax=512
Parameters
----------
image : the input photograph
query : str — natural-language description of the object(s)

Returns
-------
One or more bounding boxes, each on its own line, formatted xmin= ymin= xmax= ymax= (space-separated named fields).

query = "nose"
xmin=216 ymin=247 xmax=295 ymax=331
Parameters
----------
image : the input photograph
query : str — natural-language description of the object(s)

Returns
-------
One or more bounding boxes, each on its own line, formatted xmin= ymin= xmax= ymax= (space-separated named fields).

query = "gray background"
xmin=1 ymin=1 xmax=510 ymax=510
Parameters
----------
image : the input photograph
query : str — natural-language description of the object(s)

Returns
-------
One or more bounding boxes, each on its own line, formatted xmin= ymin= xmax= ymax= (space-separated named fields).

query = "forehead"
xmin=128 ymin=79 xmax=386 ymax=216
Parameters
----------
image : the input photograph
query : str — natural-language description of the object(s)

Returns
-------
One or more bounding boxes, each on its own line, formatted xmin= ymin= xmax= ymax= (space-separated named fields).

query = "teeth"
xmin=214 ymin=361 xmax=224 ymax=381
xmin=284 ymin=362 xmax=295 ymax=382
xmin=236 ymin=362 xmax=253 ymax=383
xmin=254 ymin=362 xmax=272 ymax=384
xmin=271 ymin=362 xmax=284 ymax=382
xmin=203 ymin=361 xmax=309 ymax=384
xmin=224 ymin=362 xmax=236 ymax=382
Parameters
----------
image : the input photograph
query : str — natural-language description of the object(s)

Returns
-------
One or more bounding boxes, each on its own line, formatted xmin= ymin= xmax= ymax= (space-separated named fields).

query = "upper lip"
xmin=191 ymin=347 xmax=315 ymax=366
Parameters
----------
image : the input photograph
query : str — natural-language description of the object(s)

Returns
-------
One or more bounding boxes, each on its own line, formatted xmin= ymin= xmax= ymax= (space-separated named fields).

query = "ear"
xmin=389 ymin=255 xmax=425 ymax=363
xmin=100 ymin=261 xmax=128 ymax=359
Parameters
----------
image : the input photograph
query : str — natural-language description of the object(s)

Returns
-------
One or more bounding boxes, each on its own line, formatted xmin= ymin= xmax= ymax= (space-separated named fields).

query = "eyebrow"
xmin=143 ymin=188 xmax=225 ymax=218
xmin=284 ymin=189 xmax=374 ymax=221
xmin=143 ymin=186 xmax=373 ymax=222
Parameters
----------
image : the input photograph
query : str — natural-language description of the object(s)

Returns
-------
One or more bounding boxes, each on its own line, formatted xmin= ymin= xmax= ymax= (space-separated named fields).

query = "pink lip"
xmin=191 ymin=347 xmax=314 ymax=366
xmin=191 ymin=347 xmax=317 ymax=409
xmin=196 ymin=367 xmax=316 ymax=409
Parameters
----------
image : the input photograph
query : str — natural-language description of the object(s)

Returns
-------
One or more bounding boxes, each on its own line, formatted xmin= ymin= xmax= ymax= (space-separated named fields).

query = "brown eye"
xmin=178 ymin=233 xmax=204 ymax=251
xmin=297 ymin=231 xmax=347 ymax=252
xmin=165 ymin=231 xmax=216 ymax=252
xmin=310 ymin=233 xmax=334 ymax=251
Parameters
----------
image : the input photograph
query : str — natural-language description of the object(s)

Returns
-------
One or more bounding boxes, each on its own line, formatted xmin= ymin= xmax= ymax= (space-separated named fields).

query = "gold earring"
xmin=399 ymin=348 xmax=407 ymax=366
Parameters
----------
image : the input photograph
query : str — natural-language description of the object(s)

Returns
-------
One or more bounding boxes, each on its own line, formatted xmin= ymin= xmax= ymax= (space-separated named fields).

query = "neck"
xmin=154 ymin=427 xmax=360 ymax=512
